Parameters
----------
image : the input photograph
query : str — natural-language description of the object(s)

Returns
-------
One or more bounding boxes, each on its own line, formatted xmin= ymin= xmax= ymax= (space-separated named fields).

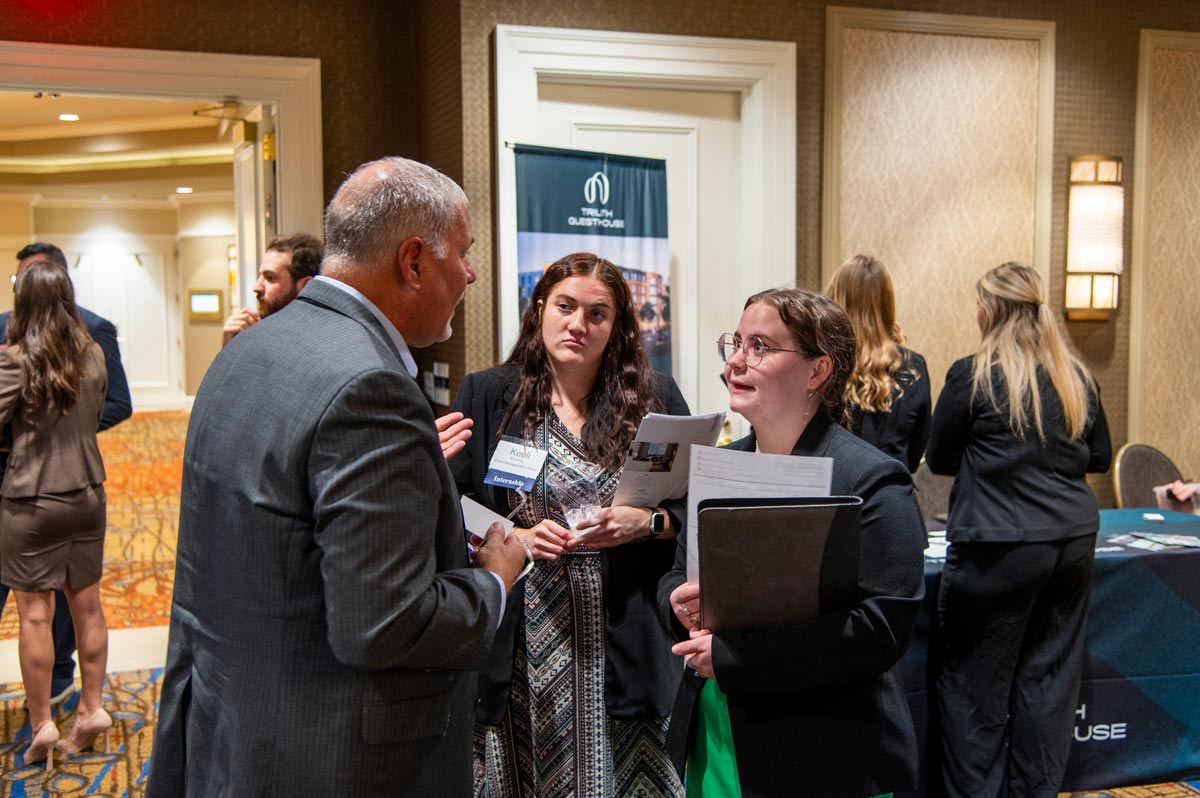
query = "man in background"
xmin=149 ymin=157 xmax=525 ymax=796
xmin=222 ymin=233 xmax=323 ymax=346
xmin=0 ymin=242 xmax=133 ymax=707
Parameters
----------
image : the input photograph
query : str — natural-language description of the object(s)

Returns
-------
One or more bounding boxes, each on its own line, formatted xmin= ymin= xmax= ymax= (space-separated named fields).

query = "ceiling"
xmin=0 ymin=91 xmax=241 ymax=203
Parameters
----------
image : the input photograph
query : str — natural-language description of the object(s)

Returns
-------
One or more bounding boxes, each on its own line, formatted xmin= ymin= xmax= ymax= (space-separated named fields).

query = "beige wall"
xmin=180 ymin=235 xmax=233 ymax=395
xmin=0 ymin=200 xmax=32 ymax=314
xmin=1137 ymin=44 xmax=1200 ymax=479
xmin=835 ymin=27 xmax=1040 ymax=403
xmin=178 ymin=200 xmax=236 ymax=395
xmin=34 ymin=206 xmax=178 ymax=237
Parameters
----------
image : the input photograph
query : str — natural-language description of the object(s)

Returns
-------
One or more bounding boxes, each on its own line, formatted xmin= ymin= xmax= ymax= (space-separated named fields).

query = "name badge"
xmin=484 ymin=437 xmax=547 ymax=492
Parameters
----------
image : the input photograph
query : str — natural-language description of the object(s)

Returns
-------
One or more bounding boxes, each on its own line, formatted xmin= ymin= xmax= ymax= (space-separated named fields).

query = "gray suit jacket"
xmin=148 ymin=279 xmax=504 ymax=798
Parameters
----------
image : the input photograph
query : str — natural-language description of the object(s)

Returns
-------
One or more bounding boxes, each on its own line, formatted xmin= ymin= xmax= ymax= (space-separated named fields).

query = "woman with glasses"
xmin=927 ymin=263 xmax=1110 ymax=798
xmin=825 ymin=255 xmax=930 ymax=473
xmin=1 ymin=260 xmax=111 ymax=769
xmin=450 ymin=252 xmax=688 ymax=798
xmin=658 ymin=288 xmax=925 ymax=798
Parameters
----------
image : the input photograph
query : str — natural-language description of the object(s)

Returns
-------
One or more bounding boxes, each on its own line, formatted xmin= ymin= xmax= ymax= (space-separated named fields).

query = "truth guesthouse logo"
xmin=584 ymin=171 xmax=610 ymax=205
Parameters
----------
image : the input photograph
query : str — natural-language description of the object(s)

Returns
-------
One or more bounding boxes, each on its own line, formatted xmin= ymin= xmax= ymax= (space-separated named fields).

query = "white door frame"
xmin=0 ymin=39 xmax=323 ymax=306
xmin=494 ymin=25 xmax=797 ymax=397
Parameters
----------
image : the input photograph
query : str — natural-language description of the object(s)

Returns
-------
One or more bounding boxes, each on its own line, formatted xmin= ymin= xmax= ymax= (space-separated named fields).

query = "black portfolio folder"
xmin=696 ymin=496 xmax=863 ymax=631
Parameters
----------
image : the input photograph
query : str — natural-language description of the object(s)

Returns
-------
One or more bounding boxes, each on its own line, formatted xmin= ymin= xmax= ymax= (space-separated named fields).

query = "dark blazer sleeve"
xmin=656 ymin=514 xmax=692 ymax=643
xmin=903 ymin=353 xmax=932 ymax=473
xmin=311 ymin=368 xmax=501 ymax=670
xmin=1084 ymin=385 xmax=1112 ymax=473
xmin=89 ymin=316 xmax=133 ymax=431
xmin=925 ymin=357 xmax=974 ymax=476
xmin=708 ymin=454 xmax=925 ymax=694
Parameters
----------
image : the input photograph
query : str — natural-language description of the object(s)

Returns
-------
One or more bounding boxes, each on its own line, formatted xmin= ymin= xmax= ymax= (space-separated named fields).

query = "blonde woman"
xmin=826 ymin=255 xmax=929 ymax=473
xmin=926 ymin=263 xmax=1111 ymax=798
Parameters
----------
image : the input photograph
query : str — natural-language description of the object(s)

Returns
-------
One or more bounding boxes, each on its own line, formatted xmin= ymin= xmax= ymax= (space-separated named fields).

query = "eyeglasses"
xmin=716 ymin=333 xmax=809 ymax=367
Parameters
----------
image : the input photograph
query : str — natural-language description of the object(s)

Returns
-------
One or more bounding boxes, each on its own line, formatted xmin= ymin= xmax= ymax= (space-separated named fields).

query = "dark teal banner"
xmin=514 ymin=144 xmax=668 ymax=239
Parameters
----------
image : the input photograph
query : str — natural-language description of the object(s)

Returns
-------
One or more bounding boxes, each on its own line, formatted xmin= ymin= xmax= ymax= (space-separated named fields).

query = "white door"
xmin=67 ymin=245 xmax=184 ymax=410
xmin=536 ymin=83 xmax=747 ymax=435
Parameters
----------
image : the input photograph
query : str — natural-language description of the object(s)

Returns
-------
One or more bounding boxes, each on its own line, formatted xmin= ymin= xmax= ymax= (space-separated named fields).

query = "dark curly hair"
xmin=501 ymin=253 xmax=653 ymax=471
xmin=744 ymin=287 xmax=858 ymax=428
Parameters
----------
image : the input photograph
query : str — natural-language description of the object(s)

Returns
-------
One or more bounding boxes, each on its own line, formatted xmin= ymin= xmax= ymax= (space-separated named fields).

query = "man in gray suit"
xmin=148 ymin=157 xmax=526 ymax=797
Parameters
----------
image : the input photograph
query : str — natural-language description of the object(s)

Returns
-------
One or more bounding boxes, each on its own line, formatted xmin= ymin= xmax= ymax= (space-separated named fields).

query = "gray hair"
xmin=323 ymin=157 xmax=467 ymax=272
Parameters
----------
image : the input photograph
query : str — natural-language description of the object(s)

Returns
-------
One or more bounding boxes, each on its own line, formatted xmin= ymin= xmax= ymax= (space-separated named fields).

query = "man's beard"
xmin=257 ymin=286 xmax=298 ymax=318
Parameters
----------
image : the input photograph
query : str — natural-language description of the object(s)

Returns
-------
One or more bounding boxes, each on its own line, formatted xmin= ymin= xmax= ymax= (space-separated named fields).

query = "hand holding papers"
xmin=612 ymin=412 xmax=725 ymax=508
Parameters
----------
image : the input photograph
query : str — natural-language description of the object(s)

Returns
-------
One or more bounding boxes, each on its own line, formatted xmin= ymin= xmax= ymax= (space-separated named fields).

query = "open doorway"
xmin=0 ymin=41 xmax=323 ymax=408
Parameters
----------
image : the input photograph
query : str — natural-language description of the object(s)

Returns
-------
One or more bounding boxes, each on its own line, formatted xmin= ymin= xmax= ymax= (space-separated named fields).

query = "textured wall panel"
xmin=837 ymin=28 xmax=1039 ymax=402
xmin=1140 ymin=46 xmax=1200 ymax=478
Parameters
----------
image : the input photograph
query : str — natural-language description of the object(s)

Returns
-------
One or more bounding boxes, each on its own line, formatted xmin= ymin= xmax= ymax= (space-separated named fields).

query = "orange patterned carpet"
xmin=0 ymin=411 xmax=186 ymax=640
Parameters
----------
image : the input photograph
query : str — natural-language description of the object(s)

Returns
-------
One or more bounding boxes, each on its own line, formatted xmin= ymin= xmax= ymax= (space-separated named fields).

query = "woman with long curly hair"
xmin=825 ymin=255 xmax=930 ymax=473
xmin=451 ymin=252 xmax=688 ymax=798
xmin=1 ymin=260 xmax=111 ymax=770
xmin=927 ymin=262 xmax=1111 ymax=797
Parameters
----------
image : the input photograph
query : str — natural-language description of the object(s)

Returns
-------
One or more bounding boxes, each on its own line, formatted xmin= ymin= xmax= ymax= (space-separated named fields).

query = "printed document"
xmin=612 ymin=412 xmax=725 ymax=508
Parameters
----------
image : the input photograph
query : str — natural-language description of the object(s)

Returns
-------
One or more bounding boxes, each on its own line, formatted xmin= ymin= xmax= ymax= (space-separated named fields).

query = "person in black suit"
xmin=926 ymin=262 xmax=1111 ymax=798
xmin=451 ymin=253 xmax=688 ymax=798
xmin=826 ymin=254 xmax=930 ymax=473
xmin=659 ymin=288 xmax=925 ymax=798
xmin=0 ymin=242 xmax=132 ymax=710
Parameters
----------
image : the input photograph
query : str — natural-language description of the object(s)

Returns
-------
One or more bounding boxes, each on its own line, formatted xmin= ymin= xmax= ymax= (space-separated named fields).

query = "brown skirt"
xmin=0 ymin=484 xmax=107 ymax=592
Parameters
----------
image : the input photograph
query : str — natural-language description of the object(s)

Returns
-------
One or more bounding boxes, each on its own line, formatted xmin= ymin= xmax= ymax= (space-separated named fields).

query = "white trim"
xmin=823 ymin=8 xmax=1055 ymax=289
xmin=0 ymin=40 xmax=322 ymax=237
xmin=494 ymin=25 xmax=796 ymax=368
xmin=1129 ymin=30 xmax=1200 ymax=442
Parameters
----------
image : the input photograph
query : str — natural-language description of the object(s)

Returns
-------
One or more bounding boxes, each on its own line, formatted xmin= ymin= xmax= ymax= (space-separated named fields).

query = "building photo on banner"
xmin=514 ymin=145 xmax=672 ymax=375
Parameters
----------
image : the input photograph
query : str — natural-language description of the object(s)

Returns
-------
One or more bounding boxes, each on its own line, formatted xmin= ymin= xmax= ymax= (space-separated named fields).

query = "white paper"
xmin=460 ymin=496 xmax=515 ymax=539
xmin=686 ymin=444 xmax=833 ymax=581
xmin=612 ymin=412 xmax=726 ymax=508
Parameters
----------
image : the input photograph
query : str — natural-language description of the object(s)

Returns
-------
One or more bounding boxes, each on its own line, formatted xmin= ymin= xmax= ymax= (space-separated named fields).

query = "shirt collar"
xmin=313 ymin=275 xmax=418 ymax=378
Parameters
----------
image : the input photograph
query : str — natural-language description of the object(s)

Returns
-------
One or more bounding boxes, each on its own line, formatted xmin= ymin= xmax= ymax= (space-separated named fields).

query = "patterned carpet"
xmin=0 ymin=411 xmax=1196 ymax=795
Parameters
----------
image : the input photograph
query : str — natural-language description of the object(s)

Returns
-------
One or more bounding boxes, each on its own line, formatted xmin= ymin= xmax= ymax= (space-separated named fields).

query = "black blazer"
xmin=850 ymin=348 xmax=930 ymax=473
xmin=656 ymin=412 xmax=925 ymax=798
xmin=926 ymin=356 xmax=1112 ymax=543
xmin=451 ymin=363 xmax=691 ymax=723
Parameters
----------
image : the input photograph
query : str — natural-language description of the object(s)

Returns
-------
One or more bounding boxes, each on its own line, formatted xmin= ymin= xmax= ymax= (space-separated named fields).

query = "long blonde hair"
xmin=825 ymin=255 xmax=914 ymax=413
xmin=972 ymin=262 xmax=1094 ymax=440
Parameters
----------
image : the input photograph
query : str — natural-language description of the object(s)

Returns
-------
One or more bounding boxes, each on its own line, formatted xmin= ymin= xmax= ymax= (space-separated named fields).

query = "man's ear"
xmin=295 ymin=275 xmax=314 ymax=292
xmin=396 ymin=236 xmax=424 ymax=288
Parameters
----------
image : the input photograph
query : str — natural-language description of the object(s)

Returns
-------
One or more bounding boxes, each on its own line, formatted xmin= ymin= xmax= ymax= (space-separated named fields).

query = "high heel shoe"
xmin=25 ymin=719 xmax=59 ymax=771
xmin=55 ymin=707 xmax=111 ymax=755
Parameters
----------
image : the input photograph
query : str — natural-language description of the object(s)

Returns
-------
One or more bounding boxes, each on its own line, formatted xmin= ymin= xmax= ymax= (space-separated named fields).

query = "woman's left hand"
xmin=569 ymin=506 xmax=653 ymax=549
xmin=671 ymin=628 xmax=715 ymax=679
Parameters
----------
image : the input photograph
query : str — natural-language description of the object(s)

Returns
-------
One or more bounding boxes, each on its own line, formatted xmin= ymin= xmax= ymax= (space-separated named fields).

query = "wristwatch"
xmin=647 ymin=508 xmax=665 ymax=537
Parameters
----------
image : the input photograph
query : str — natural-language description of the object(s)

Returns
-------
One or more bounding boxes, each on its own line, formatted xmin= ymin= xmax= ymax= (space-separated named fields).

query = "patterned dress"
xmin=474 ymin=414 xmax=683 ymax=798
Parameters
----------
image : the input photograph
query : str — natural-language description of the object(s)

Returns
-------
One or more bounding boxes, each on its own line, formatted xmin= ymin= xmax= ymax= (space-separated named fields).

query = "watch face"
xmin=650 ymin=511 xmax=664 ymax=535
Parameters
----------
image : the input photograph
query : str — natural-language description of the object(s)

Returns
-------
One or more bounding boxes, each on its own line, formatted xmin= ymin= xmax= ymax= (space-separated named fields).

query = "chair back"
xmin=1113 ymin=443 xmax=1183 ymax=509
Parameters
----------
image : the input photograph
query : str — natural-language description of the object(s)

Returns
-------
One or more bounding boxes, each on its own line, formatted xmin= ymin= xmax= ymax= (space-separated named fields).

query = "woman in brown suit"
xmin=1 ymin=260 xmax=110 ymax=769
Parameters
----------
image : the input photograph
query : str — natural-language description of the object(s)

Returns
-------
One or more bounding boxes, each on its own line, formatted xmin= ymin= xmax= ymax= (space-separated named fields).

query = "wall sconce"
xmin=1065 ymin=155 xmax=1123 ymax=320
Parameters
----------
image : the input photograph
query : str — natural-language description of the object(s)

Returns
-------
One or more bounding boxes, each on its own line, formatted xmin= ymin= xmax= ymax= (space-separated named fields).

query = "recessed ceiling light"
xmin=58 ymin=113 xmax=79 ymax=122
xmin=175 ymin=186 xmax=194 ymax=194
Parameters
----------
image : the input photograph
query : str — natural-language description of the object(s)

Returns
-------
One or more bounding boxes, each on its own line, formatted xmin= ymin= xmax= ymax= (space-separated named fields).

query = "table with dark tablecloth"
xmin=902 ymin=509 xmax=1200 ymax=795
